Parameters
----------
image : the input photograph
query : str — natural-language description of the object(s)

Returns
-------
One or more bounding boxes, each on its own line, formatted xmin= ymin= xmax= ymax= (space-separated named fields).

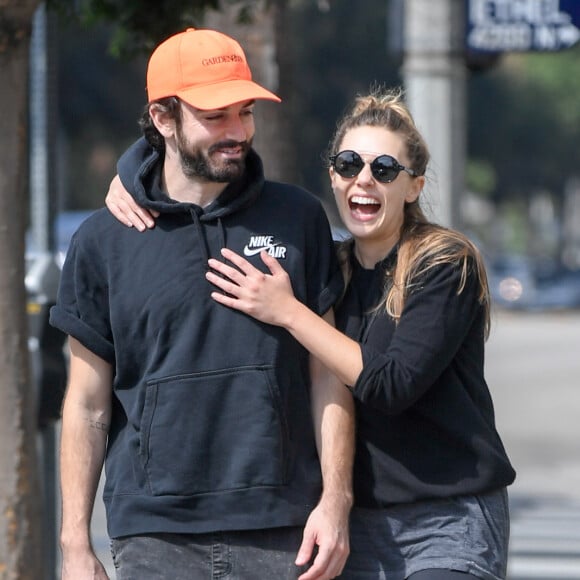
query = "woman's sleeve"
xmin=352 ymin=260 xmax=484 ymax=414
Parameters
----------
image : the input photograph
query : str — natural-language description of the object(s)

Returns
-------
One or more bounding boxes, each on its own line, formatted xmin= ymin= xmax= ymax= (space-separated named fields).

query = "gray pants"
xmin=110 ymin=527 xmax=309 ymax=580
xmin=340 ymin=489 xmax=510 ymax=580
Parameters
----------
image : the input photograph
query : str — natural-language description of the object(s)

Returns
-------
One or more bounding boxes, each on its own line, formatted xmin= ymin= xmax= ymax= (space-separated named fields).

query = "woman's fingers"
xmin=205 ymin=270 xmax=242 ymax=297
xmin=207 ymin=258 xmax=251 ymax=286
xmin=206 ymin=249 xmax=293 ymax=328
xmin=218 ymin=247 xmax=285 ymax=281
xmin=210 ymin=290 xmax=242 ymax=310
xmin=207 ymin=249 xmax=289 ymax=301
xmin=121 ymin=199 xmax=157 ymax=231
xmin=105 ymin=175 xmax=158 ymax=231
xmin=259 ymin=250 xmax=284 ymax=275
xmin=219 ymin=247 xmax=261 ymax=275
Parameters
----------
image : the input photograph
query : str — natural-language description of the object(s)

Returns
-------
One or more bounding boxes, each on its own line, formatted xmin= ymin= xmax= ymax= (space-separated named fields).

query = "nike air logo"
xmin=243 ymin=243 xmax=280 ymax=257
xmin=243 ymin=235 xmax=287 ymax=259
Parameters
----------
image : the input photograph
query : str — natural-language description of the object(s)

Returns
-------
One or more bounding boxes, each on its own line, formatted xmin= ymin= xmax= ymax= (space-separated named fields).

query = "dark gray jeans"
xmin=110 ymin=527 xmax=309 ymax=580
xmin=339 ymin=489 xmax=510 ymax=580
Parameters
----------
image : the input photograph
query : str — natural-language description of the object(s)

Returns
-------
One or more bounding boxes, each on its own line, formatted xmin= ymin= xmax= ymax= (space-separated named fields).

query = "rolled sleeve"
xmin=49 ymin=227 xmax=114 ymax=364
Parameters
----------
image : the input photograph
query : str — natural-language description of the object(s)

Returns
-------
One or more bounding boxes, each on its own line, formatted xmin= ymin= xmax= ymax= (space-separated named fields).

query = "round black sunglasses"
xmin=329 ymin=150 xmax=417 ymax=184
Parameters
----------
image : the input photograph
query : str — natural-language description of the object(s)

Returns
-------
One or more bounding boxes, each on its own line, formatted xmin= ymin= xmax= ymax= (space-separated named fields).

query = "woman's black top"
xmin=335 ymin=250 xmax=516 ymax=507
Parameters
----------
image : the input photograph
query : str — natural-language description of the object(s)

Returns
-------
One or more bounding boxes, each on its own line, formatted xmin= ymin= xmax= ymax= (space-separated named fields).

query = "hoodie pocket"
xmin=139 ymin=365 xmax=289 ymax=496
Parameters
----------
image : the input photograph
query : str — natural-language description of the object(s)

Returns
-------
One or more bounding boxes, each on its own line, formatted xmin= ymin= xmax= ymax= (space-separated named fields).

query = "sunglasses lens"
xmin=371 ymin=156 xmax=399 ymax=183
xmin=333 ymin=151 xmax=364 ymax=178
xmin=332 ymin=151 xmax=407 ymax=183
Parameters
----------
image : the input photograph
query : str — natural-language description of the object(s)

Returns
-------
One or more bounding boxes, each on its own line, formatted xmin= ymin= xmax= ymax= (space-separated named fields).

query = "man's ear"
xmin=149 ymin=103 xmax=176 ymax=138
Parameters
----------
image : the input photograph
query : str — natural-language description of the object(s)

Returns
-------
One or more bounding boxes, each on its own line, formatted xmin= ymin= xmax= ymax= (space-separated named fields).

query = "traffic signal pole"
xmin=402 ymin=0 xmax=466 ymax=229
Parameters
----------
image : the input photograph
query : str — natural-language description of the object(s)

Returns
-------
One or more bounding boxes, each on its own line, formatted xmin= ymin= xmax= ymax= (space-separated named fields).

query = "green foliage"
xmin=468 ymin=44 xmax=580 ymax=204
xmin=467 ymin=158 xmax=497 ymax=197
xmin=518 ymin=47 xmax=580 ymax=127
xmin=501 ymin=200 xmax=531 ymax=254
xmin=45 ymin=0 xmax=260 ymax=57
xmin=43 ymin=0 xmax=580 ymax=221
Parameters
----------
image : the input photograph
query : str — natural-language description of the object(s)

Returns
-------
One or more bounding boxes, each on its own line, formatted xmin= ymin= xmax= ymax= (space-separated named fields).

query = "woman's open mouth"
xmin=348 ymin=195 xmax=381 ymax=219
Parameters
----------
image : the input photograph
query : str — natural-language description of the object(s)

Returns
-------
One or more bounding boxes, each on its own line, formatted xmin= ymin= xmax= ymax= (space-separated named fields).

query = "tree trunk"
xmin=205 ymin=0 xmax=296 ymax=183
xmin=0 ymin=2 xmax=44 ymax=579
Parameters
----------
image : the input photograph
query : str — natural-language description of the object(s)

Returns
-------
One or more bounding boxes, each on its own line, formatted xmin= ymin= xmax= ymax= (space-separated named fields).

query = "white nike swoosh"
xmin=243 ymin=244 xmax=279 ymax=257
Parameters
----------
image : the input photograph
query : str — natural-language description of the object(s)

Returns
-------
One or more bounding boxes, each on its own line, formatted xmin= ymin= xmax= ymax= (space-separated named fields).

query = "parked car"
xmin=26 ymin=210 xmax=95 ymax=268
xmin=530 ymin=267 xmax=580 ymax=310
xmin=487 ymin=253 xmax=580 ymax=311
xmin=26 ymin=210 xmax=95 ymax=425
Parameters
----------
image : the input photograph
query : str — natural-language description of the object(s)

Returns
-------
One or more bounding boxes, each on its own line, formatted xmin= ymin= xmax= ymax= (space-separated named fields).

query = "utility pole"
xmin=28 ymin=5 xmax=61 ymax=579
xmin=402 ymin=0 xmax=466 ymax=228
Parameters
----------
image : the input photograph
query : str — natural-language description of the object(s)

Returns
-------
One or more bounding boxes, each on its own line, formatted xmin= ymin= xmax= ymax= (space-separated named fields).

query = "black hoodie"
xmin=50 ymin=140 xmax=343 ymax=538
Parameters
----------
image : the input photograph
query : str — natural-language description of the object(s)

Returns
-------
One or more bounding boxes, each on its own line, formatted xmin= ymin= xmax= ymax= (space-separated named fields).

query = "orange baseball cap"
xmin=146 ymin=28 xmax=281 ymax=110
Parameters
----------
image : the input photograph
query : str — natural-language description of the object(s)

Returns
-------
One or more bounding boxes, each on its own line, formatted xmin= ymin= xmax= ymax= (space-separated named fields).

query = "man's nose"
xmin=225 ymin=116 xmax=247 ymax=141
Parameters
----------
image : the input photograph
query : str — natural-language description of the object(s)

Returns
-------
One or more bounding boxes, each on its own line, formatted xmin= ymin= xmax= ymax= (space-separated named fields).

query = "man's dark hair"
xmin=139 ymin=97 xmax=182 ymax=151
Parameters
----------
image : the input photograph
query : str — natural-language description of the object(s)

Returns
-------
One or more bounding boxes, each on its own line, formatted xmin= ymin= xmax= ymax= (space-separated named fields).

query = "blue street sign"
xmin=466 ymin=0 xmax=580 ymax=53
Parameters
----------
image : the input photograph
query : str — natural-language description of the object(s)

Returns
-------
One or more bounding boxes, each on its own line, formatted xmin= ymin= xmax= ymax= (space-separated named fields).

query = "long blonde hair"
xmin=331 ymin=87 xmax=491 ymax=337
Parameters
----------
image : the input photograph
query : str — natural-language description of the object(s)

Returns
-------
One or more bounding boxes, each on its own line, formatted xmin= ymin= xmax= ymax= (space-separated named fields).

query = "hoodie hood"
xmin=117 ymin=137 xmax=265 ymax=222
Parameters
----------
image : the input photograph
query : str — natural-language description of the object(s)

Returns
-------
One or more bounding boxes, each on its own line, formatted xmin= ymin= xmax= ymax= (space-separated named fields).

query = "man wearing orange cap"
xmin=51 ymin=28 xmax=354 ymax=580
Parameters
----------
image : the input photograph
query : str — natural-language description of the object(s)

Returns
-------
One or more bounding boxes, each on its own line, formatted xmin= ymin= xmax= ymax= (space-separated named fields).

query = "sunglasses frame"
xmin=329 ymin=150 xmax=417 ymax=184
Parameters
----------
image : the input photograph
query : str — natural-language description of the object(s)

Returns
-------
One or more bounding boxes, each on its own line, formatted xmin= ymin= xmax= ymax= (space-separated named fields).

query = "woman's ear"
xmin=405 ymin=175 xmax=425 ymax=203
xmin=329 ymin=166 xmax=338 ymax=193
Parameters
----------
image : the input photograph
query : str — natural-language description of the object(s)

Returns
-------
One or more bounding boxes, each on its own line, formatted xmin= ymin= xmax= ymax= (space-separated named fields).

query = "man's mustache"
xmin=208 ymin=140 xmax=251 ymax=155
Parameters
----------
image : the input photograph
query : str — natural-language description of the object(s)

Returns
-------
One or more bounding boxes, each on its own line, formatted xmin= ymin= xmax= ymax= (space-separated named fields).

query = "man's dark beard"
xmin=178 ymin=137 xmax=251 ymax=183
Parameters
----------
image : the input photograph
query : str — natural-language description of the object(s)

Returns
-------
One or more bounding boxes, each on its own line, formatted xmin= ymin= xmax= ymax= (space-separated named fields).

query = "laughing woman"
xmin=204 ymin=88 xmax=515 ymax=580
xmin=106 ymin=87 xmax=516 ymax=580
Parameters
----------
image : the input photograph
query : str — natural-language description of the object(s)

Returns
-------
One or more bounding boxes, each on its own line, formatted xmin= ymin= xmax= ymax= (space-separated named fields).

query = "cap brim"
xmin=176 ymin=80 xmax=281 ymax=110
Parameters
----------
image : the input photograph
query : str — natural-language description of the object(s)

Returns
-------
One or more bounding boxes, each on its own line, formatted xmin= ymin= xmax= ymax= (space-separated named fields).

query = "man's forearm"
xmin=310 ymin=311 xmax=355 ymax=508
xmin=297 ymin=341 xmax=354 ymax=578
xmin=310 ymin=357 xmax=355 ymax=509
xmin=60 ymin=338 xmax=112 ymax=551
xmin=60 ymin=399 xmax=109 ymax=549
